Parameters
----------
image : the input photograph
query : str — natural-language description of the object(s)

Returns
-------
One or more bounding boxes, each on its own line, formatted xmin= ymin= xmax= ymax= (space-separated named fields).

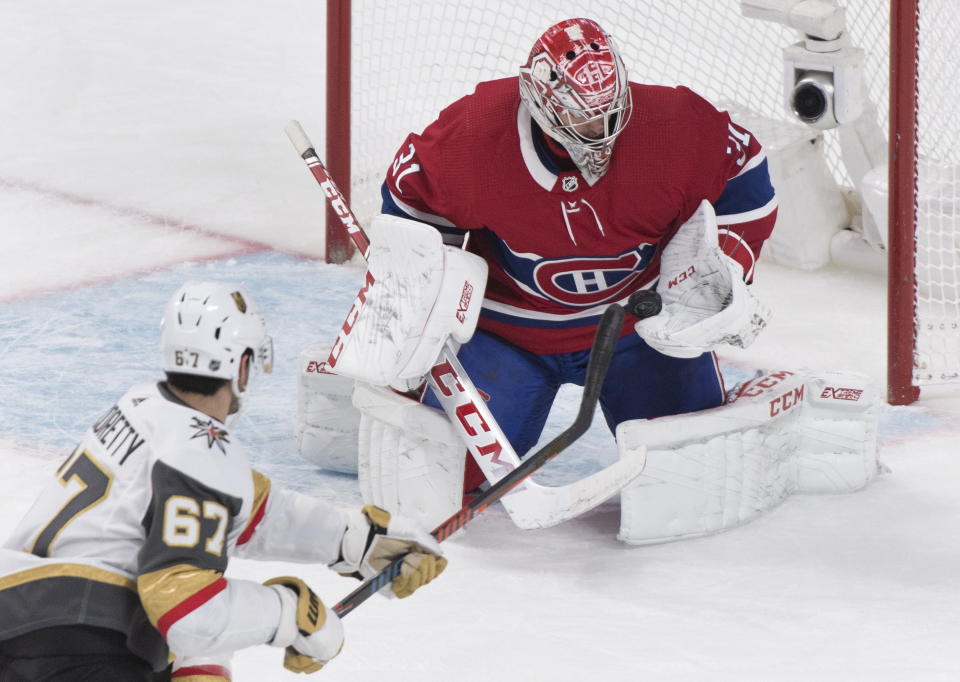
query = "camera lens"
xmin=792 ymin=82 xmax=827 ymax=123
xmin=790 ymin=71 xmax=835 ymax=127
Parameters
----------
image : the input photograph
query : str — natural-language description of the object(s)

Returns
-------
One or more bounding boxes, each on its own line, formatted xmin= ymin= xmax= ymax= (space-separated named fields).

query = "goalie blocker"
xmin=297 ymin=211 xmax=487 ymax=474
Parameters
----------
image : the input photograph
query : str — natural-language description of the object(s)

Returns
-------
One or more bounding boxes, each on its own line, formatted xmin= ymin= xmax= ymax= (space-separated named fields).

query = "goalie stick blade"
xmin=499 ymin=447 xmax=647 ymax=529
xmin=479 ymin=304 xmax=644 ymax=529
xmin=330 ymin=449 xmax=646 ymax=616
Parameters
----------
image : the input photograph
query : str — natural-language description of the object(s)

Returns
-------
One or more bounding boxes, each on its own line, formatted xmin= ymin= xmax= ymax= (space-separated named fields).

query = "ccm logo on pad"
xmin=769 ymin=385 xmax=804 ymax=417
xmin=737 ymin=370 xmax=795 ymax=398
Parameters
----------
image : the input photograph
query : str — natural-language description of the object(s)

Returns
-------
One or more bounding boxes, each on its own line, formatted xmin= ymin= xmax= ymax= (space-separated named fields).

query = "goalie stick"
xmin=334 ymin=302 xmax=627 ymax=617
xmin=284 ymin=119 xmax=650 ymax=529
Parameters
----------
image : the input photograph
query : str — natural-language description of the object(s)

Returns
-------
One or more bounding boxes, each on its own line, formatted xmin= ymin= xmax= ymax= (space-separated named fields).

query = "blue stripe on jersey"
xmin=380 ymin=182 xmax=466 ymax=239
xmin=380 ymin=182 xmax=404 ymax=216
xmin=480 ymin=306 xmax=604 ymax=330
xmin=714 ymin=158 xmax=775 ymax=218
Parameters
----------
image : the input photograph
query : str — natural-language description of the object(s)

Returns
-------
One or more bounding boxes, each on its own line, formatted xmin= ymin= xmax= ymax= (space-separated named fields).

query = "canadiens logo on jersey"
xmin=497 ymin=240 xmax=656 ymax=307
xmin=190 ymin=416 xmax=230 ymax=453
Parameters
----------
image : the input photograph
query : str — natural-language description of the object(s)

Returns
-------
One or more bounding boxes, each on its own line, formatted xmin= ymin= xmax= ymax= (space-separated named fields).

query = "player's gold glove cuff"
xmin=264 ymin=576 xmax=343 ymax=674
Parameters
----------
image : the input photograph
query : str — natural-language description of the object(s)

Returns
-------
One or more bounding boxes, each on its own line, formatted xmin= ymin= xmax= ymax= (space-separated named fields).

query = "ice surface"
xmin=2 ymin=3 xmax=960 ymax=681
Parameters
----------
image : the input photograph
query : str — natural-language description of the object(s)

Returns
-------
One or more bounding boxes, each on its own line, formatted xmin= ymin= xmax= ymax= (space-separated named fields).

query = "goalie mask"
xmin=519 ymin=17 xmax=633 ymax=180
xmin=160 ymin=281 xmax=273 ymax=407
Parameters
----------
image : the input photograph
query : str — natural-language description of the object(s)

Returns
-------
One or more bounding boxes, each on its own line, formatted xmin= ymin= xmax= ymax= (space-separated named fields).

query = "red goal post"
xmin=326 ymin=0 xmax=960 ymax=405
xmin=887 ymin=0 xmax=960 ymax=405
xmin=887 ymin=0 xmax=920 ymax=406
xmin=325 ymin=0 xmax=353 ymax=264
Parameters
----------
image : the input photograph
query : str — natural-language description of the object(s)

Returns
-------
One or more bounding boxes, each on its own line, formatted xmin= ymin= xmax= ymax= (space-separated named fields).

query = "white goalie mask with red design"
xmin=519 ymin=18 xmax=633 ymax=180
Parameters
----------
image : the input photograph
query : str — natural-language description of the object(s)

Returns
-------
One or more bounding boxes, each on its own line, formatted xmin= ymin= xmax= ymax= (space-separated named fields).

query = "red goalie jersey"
xmin=382 ymin=77 xmax=777 ymax=354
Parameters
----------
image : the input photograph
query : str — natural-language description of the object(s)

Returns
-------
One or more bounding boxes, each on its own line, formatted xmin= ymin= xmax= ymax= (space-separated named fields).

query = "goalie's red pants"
xmin=424 ymin=328 xmax=726 ymax=495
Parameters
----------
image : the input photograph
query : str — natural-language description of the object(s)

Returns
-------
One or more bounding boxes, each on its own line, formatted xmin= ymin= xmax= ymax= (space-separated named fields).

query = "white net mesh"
xmin=914 ymin=0 xmax=960 ymax=384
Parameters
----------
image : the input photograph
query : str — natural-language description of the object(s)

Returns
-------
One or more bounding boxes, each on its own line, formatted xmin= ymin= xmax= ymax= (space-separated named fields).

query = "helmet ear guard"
xmin=519 ymin=17 xmax=632 ymax=180
xmin=160 ymin=281 xmax=272 ymax=406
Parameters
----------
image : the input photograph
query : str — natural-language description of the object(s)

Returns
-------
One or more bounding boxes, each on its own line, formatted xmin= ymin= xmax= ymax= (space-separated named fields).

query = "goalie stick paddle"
xmin=332 ymin=301 xmax=627 ymax=618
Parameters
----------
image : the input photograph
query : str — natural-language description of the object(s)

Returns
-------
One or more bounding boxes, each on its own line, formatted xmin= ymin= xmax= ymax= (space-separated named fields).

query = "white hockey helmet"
xmin=519 ymin=18 xmax=633 ymax=180
xmin=160 ymin=281 xmax=273 ymax=402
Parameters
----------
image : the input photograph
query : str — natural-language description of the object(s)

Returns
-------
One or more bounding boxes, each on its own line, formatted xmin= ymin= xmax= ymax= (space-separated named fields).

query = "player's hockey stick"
xmin=333 ymin=302 xmax=627 ymax=617
xmin=284 ymin=119 xmax=650 ymax=529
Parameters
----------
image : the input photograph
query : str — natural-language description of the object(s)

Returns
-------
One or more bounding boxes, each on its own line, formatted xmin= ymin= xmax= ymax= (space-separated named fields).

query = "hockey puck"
xmin=626 ymin=290 xmax=662 ymax=319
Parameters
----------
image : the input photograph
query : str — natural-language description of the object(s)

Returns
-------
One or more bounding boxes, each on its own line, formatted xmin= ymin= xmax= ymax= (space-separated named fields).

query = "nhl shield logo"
xmin=561 ymin=176 xmax=579 ymax=192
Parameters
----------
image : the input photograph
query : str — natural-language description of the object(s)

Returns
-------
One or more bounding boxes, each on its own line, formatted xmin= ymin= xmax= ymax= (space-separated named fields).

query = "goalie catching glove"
xmin=265 ymin=576 xmax=344 ymax=674
xmin=635 ymin=199 xmax=770 ymax=358
xmin=330 ymin=505 xmax=447 ymax=599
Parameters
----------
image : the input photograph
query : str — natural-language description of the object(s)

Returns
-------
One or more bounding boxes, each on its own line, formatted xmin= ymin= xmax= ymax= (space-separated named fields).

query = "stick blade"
xmin=500 ymin=446 xmax=647 ymax=529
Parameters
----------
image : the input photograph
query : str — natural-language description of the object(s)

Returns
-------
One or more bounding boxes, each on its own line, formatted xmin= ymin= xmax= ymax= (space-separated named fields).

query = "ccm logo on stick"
xmin=429 ymin=359 xmax=514 ymax=478
xmin=318 ymin=177 xmax=363 ymax=235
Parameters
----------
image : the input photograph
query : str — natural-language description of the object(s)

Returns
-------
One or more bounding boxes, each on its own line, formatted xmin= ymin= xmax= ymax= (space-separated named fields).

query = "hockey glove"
xmin=265 ymin=576 xmax=344 ymax=674
xmin=635 ymin=200 xmax=770 ymax=358
xmin=330 ymin=505 xmax=447 ymax=598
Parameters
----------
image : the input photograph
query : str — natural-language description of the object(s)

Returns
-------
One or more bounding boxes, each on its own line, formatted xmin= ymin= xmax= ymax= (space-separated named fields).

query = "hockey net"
xmin=326 ymin=0 xmax=959 ymax=404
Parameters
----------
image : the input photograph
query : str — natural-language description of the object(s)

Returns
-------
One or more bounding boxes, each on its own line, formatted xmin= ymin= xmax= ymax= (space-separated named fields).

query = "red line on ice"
xmin=0 ymin=175 xmax=322 ymax=304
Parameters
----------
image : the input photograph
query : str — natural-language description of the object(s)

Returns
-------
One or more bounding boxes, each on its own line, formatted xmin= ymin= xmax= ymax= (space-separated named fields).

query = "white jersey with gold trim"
xmin=0 ymin=381 xmax=349 ymax=670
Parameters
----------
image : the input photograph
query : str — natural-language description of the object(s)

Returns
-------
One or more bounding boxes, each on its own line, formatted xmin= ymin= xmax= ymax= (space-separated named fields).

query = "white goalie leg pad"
xmin=328 ymin=214 xmax=488 ymax=385
xmin=353 ymin=381 xmax=465 ymax=530
xmin=296 ymin=347 xmax=360 ymax=474
xmin=616 ymin=370 xmax=804 ymax=545
xmin=616 ymin=369 xmax=881 ymax=545
xmin=795 ymin=370 xmax=881 ymax=493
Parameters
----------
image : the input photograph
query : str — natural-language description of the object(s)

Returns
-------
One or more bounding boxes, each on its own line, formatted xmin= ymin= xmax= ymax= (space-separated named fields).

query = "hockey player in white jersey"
xmin=0 ymin=282 xmax=446 ymax=681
